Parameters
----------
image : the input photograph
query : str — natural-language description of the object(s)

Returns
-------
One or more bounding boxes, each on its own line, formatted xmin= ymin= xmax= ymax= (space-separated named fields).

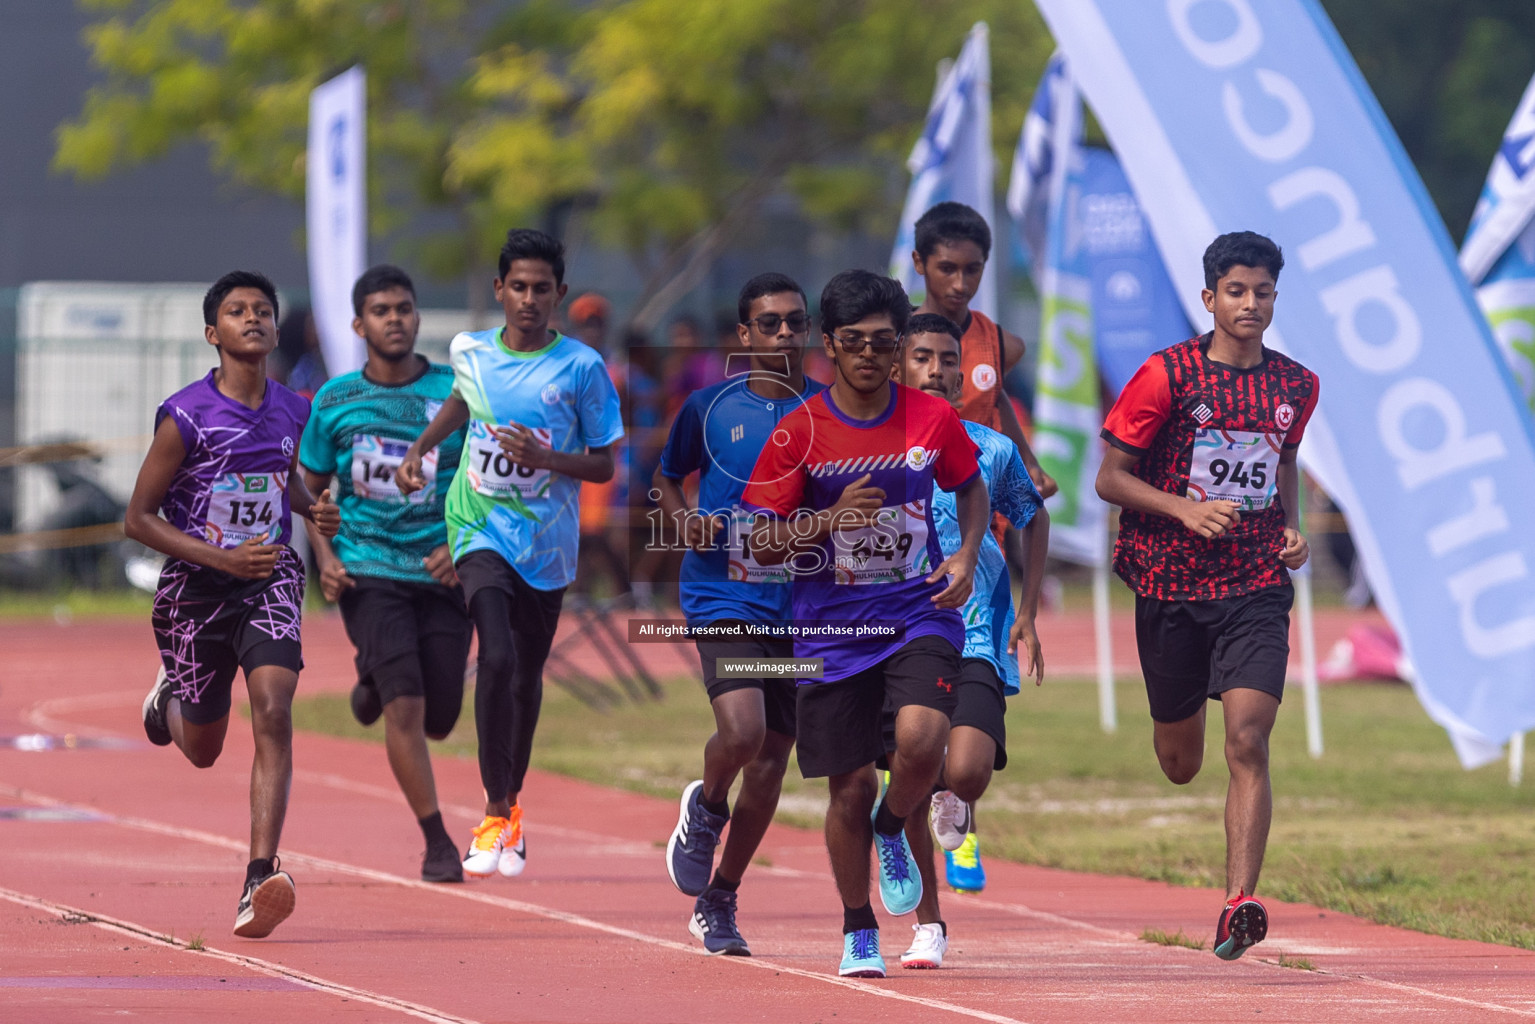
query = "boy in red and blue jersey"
xmin=741 ymin=270 xmax=988 ymax=978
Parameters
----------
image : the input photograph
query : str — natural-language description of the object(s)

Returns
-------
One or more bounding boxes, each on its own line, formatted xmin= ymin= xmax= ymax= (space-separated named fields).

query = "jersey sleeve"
xmin=1101 ymin=356 xmax=1172 ymax=454
xmin=988 ymin=435 xmax=1042 ymax=529
xmin=579 ymin=356 xmax=626 ymax=449
xmin=657 ymin=395 xmax=705 ymax=480
xmin=154 ymin=401 xmax=198 ymax=456
xmin=740 ymin=415 xmax=808 ymax=518
xmin=297 ymin=386 xmax=337 ymax=477
xmin=933 ymin=405 xmax=981 ymax=492
xmin=1282 ymin=372 xmax=1320 ymax=449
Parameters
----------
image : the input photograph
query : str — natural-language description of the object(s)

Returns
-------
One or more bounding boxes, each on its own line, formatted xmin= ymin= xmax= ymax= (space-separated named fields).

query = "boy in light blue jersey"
xmin=299 ymin=265 xmax=472 ymax=884
xmin=655 ymin=273 xmax=826 ymax=956
xmin=891 ymin=313 xmax=1048 ymax=969
xmin=398 ymin=229 xmax=624 ymax=881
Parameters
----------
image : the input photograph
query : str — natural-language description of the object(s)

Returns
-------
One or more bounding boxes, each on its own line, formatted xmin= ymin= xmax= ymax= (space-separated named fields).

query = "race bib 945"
xmin=1185 ymin=429 xmax=1281 ymax=511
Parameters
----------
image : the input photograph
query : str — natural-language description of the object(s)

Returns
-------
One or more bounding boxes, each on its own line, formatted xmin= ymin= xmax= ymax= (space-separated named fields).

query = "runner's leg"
xmin=245 ymin=664 xmax=298 ymax=861
xmin=1220 ymin=688 xmax=1279 ymax=898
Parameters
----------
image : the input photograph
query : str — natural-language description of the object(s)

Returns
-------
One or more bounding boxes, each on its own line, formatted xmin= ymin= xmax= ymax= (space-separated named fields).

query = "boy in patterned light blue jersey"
xmin=890 ymin=313 xmax=1048 ymax=969
xmin=397 ymin=229 xmax=624 ymax=881
xmin=299 ymin=265 xmax=472 ymax=883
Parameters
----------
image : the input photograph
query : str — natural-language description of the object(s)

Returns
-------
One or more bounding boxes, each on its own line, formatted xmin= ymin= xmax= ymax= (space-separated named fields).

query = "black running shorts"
xmin=1135 ymin=585 xmax=1293 ymax=724
xmin=695 ymin=620 xmax=797 ymax=739
xmin=879 ymin=656 xmax=1007 ymax=771
xmin=796 ymin=635 xmax=959 ymax=779
xmin=338 ymin=576 xmax=472 ymax=710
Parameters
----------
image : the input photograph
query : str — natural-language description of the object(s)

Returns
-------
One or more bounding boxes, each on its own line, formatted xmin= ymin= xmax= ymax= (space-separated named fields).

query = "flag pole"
xmin=1093 ymin=558 xmax=1116 ymax=733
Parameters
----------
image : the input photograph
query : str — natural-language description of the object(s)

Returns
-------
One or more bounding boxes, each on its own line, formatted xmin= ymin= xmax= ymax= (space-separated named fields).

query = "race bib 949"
xmin=830 ymin=501 xmax=932 ymax=585
xmin=1185 ymin=429 xmax=1281 ymax=511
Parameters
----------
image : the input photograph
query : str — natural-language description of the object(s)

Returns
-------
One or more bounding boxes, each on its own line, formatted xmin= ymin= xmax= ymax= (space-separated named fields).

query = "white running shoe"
xmin=901 ymin=922 xmax=948 ymax=969
xmin=463 ymin=815 xmax=511 ymax=878
xmin=497 ymin=806 xmax=526 ymax=877
xmin=929 ymin=790 xmax=971 ymax=852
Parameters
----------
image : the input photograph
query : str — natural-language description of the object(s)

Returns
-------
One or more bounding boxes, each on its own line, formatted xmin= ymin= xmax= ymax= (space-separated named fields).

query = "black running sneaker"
xmin=350 ymin=681 xmax=382 ymax=726
xmin=422 ymin=838 xmax=464 ymax=883
xmin=142 ymin=667 xmax=173 ymax=747
xmin=1214 ymin=890 xmax=1268 ymax=961
xmin=689 ymin=888 xmax=750 ymax=956
xmin=233 ymin=859 xmax=296 ymax=939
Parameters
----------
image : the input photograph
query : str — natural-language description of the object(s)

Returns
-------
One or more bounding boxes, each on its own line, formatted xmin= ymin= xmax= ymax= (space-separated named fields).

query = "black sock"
xmin=872 ymin=797 xmax=904 ymax=837
xmin=707 ymin=870 xmax=740 ymax=893
xmin=842 ymin=902 xmax=878 ymax=934
xmin=419 ymin=811 xmax=451 ymax=848
xmin=700 ymin=793 xmax=730 ymax=819
xmin=245 ymin=858 xmax=273 ymax=887
xmin=936 ymin=920 xmax=947 ymax=937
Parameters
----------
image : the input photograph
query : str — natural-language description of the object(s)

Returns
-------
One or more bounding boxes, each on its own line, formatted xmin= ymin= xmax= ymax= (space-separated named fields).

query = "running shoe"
xmin=872 ymin=805 xmax=922 ymax=917
xmin=1214 ymin=890 xmax=1269 ymax=961
xmin=689 ymin=888 xmax=750 ymax=956
xmin=422 ymin=838 xmax=464 ymax=883
xmin=666 ymin=780 xmax=727 ymax=896
xmin=142 ymin=666 xmax=173 ymax=747
xmin=497 ymin=804 xmax=526 ymax=877
xmin=900 ymin=922 xmax=948 ymax=969
xmin=463 ymin=815 xmax=511 ymax=878
xmin=928 ymin=790 xmax=972 ymax=852
xmin=349 ymin=680 xmax=382 ymax=726
xmin=944 ymin=833 xmax=986 ymax=893
xmin=233 ymin=859 xmax=295 ymax=938
xmin=839 ymin=927 xmax=885 ymax=978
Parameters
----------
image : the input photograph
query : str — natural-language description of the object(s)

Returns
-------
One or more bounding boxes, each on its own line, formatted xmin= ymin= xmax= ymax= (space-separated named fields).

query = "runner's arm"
xmin=751 ymin=475 xmax=884 ymax=566
xmin=1007 ymin=505 xmax=1050 ymax=684
xmin=399 ymin=395 xmax=470 ymax=494
xmin=289 ymin=450 xmax=339 ymax=536
xmin=1276 ymin=448 xmax=1309 ymax=569
xmin=996 ymin=393 xmax=1057 ymax=499
xmin=928 ymin=473 xmax=988 ymax=608
xmin=1000 ymin=326 xmax=1027 ymax=373
xmin=497 ymin=424 xmax=615 ymax=483
xmin=1095 ymin=445 xmax=1240 ymax=539
xmin=124 ymin=417 xmax=277 ymax=578
xmin=651 ymin=466 xmax=722 ymax=551
xmin=301 ymin=467 xmax=354 ymax=601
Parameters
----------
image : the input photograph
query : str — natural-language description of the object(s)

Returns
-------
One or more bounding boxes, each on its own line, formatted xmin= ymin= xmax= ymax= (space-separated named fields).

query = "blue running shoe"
xmin=839 ymin=928 xmax=886 ymax=978
xmin=944 ymin=833 xmax=986 ymax=893
xmin=871 ymin=802 xmax=922 ymax=916
xmin=666 ymin=780 xmax=727 ymax=896
xmin=689 ymin=888 xmax=750 ymax=956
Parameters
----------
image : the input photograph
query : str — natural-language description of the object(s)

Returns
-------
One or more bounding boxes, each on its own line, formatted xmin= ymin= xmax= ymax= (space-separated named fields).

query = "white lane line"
xmin=0 ymin=784 xmax=1034 ymax=1024
xmin=0 ymin=885 xmax=480 ymax=1024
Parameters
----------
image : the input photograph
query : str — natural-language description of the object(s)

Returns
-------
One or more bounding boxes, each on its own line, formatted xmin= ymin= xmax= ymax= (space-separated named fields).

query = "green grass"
xmin=1140 ymin=927 xmax=1205 ymax=950
xmin=291 ymin=673 xmax=1535 ymax=949
xmin=1273 ymin=952 xmax=1317 ymax=971
xmin=0 ymin=589 xmax=152 ymax=619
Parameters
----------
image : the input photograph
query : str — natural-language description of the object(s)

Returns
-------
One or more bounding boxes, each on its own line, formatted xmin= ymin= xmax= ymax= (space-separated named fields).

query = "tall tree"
xmin=57 ymin=0 xmax=1051 ymax=323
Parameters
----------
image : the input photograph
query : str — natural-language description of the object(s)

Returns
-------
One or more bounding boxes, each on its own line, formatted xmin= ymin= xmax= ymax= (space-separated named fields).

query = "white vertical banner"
xmin=307 ymin=66 xmax=367 ymax=377
xmin=1033 ymin=0 xmax=1535 ymax=767
xmin=889 ymin=23 xmax=997 ymax=319
xmin=1461 ymin=70 xmax=1535 ymax=414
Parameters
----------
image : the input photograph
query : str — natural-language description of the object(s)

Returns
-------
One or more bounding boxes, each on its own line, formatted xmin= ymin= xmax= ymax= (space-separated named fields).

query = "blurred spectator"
xmin=274 ymin=306 xmax=327 ymax=397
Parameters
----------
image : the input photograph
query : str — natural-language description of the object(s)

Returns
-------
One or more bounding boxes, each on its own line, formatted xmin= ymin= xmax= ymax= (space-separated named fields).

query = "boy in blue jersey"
xmin=891 ymin=314 xmax=1049 ymax=968
xmin=128 ymin=271 xmax=340 ymax=939
xmin=742 ymin=271 xmax=990 ymax=978
xmin=299 ymin=265 xmax=473 ymax=883
xmin=397 ymin=229 xmax=624 ymax=880
xmin=655 ymin=273 xmax=826 ymax=956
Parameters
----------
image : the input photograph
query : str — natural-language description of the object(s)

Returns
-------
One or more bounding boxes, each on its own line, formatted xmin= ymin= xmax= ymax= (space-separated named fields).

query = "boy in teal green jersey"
xmin=398 ymin=229 xmax=624 ymax=880
xmin=299 ymin=265 xmax=472 ymax=883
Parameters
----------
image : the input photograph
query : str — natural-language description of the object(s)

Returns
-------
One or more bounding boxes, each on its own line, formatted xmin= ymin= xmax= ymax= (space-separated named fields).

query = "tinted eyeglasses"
xmin=830 ymin=331 xmax=902 ymax=354
xmin=743 ymin=312 xmax=811 ymax=335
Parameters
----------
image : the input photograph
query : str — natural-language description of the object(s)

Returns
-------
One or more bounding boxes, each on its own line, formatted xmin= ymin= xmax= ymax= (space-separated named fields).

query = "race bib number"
xmin=465 ymin=420 xmax=552 ymax=499
xmin=726 ymin=507 xmax=788 ymax=584
xmin=1186 ymin=429 xmax=1280 ymax=511
xmin=830 ymin=501 xmax=931 ymax=585
xmin=205 ymin=472 xmax=285 ymax=548
xmin=352 ymin=435 xmax=435 ymax=504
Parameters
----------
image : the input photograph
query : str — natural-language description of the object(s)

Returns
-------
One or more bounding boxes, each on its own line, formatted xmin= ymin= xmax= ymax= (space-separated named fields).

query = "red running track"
xmin=2 ymin=614 xmax=1532 ymax=1024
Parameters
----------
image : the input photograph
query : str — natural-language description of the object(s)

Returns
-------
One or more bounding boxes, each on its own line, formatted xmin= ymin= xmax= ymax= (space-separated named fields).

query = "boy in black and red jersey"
xmin=1096 ymin=231 xmax=1317 ymax=962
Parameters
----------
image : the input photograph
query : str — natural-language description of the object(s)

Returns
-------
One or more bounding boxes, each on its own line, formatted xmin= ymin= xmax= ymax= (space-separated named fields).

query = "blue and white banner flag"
xmin=889 ymin=23 xmax=996 ymax=319
xmin=1006 ymin=52 xmax=1067 ymax=275
xmin=307 ymin=66 xmax=367 ymax=377
xmin=1035 ymin=0 xmax=1535 ymax=766
xmin=1462 ymin=70 xmax=1535 ymax=413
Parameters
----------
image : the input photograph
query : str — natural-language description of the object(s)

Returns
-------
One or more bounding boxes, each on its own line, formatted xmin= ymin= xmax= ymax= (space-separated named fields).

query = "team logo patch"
xmin=730 ymin=424 xmax=744 ymax=443
xmin=1275 ymin=402 xmax=1295 ymax=430
xmin=971 ymin=363 xmax=997 ymax=391
xmin=282 ymin=436 xmax=295 ymax=456
xmin=906 ymin=446 xmax=930 ymax=471
xmin=541 ymin=383 xmax=562 ymax=405
xmin=1191 ymin=403 xmax=1214 ymax=425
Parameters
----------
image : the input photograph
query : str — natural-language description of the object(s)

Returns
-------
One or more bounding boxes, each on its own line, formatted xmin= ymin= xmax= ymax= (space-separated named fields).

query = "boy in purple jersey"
xmin=126 ymin=271 xmax=340 ymax=940
xmin=741 ymin=270 xmax=988 ymax=978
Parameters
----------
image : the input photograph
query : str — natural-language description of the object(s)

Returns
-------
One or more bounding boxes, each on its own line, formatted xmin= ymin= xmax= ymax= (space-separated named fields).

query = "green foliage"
xmin=58 ymin=0 xmax=1051 ymax=314
xmin=1140 ymin=927 xmax=1205 ymax=950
